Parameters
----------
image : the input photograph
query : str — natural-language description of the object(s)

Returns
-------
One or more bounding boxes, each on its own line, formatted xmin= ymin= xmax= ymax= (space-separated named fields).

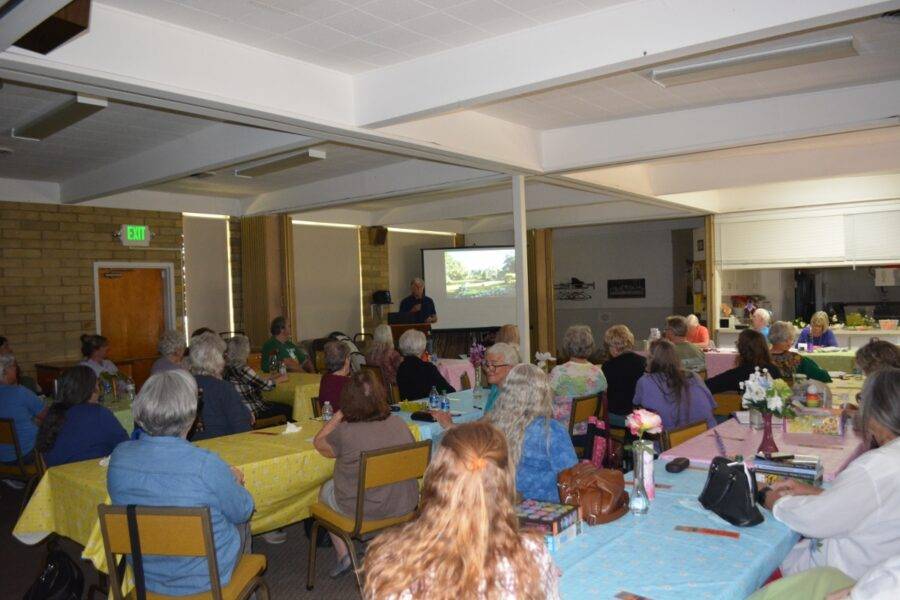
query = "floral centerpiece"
xmin=625 ymin=408 xmax=663 ymax=514
xmin=739 ymin=367 xmax=795 ymax=457
xmin=534 ymin=351 xmax=557 ymax=374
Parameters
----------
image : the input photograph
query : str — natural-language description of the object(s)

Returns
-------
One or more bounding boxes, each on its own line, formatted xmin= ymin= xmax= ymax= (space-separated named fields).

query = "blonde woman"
xmin=601 ymin=325 xmax=646 ymax=427
xmin=364 ymin=324 xmax=403 ymax=386
xmin=494 ymin=324 xmax=520 ymax=346
xmin=488 ymin=364 xmax=577 ymax=502
xmin=363 ymin=421 xmax=560 ymax=600
xmin=796 ymin=311 xmax=838 ymax=349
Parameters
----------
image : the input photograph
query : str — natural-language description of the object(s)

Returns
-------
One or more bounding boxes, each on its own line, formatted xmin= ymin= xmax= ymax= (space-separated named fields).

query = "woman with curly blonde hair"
xmin=363 ymin=421 xmax=560 ymax=600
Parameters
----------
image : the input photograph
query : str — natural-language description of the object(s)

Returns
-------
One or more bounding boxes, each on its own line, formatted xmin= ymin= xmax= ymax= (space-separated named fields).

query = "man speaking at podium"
xmin=399 ymin=277 xmax=437 ymax=324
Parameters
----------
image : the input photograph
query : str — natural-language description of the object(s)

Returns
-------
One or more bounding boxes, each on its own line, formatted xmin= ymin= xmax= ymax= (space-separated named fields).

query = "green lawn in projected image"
xmin=445 ymin=249 xmax=515 ymax=299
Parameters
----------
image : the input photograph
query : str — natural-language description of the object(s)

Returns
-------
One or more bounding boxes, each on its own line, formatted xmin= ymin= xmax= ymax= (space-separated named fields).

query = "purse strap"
xmin=126 ymin=505 xmax=147 ymax=600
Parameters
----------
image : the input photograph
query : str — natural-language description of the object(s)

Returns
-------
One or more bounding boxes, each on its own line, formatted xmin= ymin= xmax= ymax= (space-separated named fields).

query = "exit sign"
xmin=118 ymin=224 xmax=152 ymax=247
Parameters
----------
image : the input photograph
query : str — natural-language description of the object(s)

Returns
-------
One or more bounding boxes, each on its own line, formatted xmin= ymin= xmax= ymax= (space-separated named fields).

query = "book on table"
xmin=516 ymin=499 xmax=582 ymax=552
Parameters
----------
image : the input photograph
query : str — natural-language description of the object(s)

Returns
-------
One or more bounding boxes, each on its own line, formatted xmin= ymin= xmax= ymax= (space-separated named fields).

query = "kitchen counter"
xmin=715 ymin=327 xmax=900 ymax=350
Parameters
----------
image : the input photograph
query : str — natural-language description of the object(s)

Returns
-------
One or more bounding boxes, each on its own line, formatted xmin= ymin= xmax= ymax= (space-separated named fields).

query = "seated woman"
xmin=79 ymin=334 xmax=119 ymax=378
xmin=488 ymin=364 xmax=577 ymax=502
xmin=494 ymin=324 xmax=520 ymax=346
xmin=364 ymin=324 xmax=403 ymax=386
xmin=761 ymin=368 xmax=900 ymax=580
xmin=223 ymin=335 xmax=292 ymax=422
xmin=549 ymin=325 xmax=607 ymax=428
xmin=796 ymin=311 xmax=839 ymax=349
xmin=189 ymin=332 xmax=252 ymax=440
xmin=108 ymin=370 xmax=254 ymax=596
xmin=685 ymin=314 xmax=711 ymax=348
xmin=634 ymin=339 xmax=717 ymax=434
xmin=319 ymin=340 xmax=352 ymax=412
xmin=752 ymin=308 xmax=772 ymax=339
xmin=706 ymin=329 xmax=783 ymax=394
xmin=313 ymin=370 xmax=418 ymax=578
xmin=856 ymin=340 xmax=900 ymax=376
xmin=36 ymin=366 xmax=127 ymax=466
xmin=395 ymin=329 xmax=454 ymax=401
xmin=0 ymin=354 xmax=43 ymax=468
xmin=151 ymin=330 xmax=187 ymax=375
xmin=601 ymin=325 xmax=647 ymax=428
xmin=769 ymin=321 xmax=832 ymax=384
xmin=482 ymin=342 xmax=520 ymax=413
xmin=0 ymin=337 xmax=41 ymax=394
xmin=364 ymin=421 xmax=561 ymax=599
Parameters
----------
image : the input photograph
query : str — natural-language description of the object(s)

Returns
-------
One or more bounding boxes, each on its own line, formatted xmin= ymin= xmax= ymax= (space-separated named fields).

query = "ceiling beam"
xmin=354 ymin=0 xmax=899 ymax=127
xmin=0 ymin=0 xmax=72 ymax=53
xmin=60 ymin=123 xmax=312 ymax=204
xmin=547 ymin=79 xmax=900 ymax=173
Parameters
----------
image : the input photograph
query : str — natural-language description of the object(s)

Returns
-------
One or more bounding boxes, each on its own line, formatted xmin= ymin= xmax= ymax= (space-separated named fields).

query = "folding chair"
xmin=713 ymin=392 xmax=743 ymax=417
xmin=568 ymin=395 xmax=600 ymax=458
xmin=0 ymin=418 xmax=39 ymax=515
xmin=252 ymin=415 xmax=287 ymax=430
xmin=662 ymin=420 xmax=710 ymax=452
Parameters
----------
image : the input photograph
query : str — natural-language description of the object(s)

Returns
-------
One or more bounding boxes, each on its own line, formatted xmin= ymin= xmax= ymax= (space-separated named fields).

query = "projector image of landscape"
xmin=445 ymin=248 xmax=516 ymax=299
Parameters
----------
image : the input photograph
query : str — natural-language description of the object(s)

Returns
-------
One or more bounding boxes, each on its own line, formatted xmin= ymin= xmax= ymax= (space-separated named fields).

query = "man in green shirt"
xmin=665 ymin=315 xmax=707 ymax=373
xmin=261 ymin=317 xmax=313 ymax=373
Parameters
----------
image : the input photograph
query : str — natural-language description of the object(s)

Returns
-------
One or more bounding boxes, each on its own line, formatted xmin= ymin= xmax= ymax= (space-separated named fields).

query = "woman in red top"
xmin=318 ymin=341 xmax=351 ymax=411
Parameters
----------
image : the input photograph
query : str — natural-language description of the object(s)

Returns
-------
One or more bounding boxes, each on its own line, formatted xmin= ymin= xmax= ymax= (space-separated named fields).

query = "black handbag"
xmin=698 ymin=456 xmax=764 ymax=527
xmin=23 ymin=542 xmax=84 ymax=600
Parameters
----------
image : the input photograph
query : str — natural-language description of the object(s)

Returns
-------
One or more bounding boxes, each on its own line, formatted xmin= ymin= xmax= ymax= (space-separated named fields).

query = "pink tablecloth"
xmin=660 ymin=419 xmax=866 ymax=482
xmin=704 ymin=350 xmax=738 ymax=379
xmin=437 ymin=358 xmax=476 ymax=392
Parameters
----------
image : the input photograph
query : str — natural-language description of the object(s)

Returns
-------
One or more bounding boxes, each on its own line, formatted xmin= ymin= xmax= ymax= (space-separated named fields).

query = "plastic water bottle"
xmin=428 ymin=386 xmax=439 ymax=410
xmin=322 ymin=400 xmax=333 ymax=421
xmin=125 ymin=380 xmax=136 ymax=403
xmin=440 ymin=390 xmax=450 ymax=412
xmin=278 ymin=361 xmax=287 ymax=377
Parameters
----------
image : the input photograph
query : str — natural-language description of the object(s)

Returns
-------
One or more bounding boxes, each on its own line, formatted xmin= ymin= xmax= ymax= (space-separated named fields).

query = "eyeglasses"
xmin=484 ymin=363 xmax=510 ymax=371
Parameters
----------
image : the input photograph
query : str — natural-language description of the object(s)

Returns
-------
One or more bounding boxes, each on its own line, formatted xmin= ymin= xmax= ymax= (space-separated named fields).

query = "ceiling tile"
xmin=177 ymin=0 xmax=252 ymax=20
xmin=285 ymin=22 xmax=354 ymax=49
xmin=445 ymin=0 xmax=520 ymax=25
xmin=331 ymin=39 xmax=388 ymax=60
xmin=479 ymin=13 xmax=537 ymax=35
xmin=404 ymin=12 xmax=475 ymax=37
xmin=267 ymin=0 xmax=349 ymax=20
xmin=527 ymin=0 xmax=592 ymax=23
xmin=323 ymin=9 xmax=392 ymax=37
xmin=239 ymin=3 xmax=311 ymax=33
xmin=359 ymin=0 xmax=435 ymax=23
xmin=362 ymin=25 xmax=428 ymax=50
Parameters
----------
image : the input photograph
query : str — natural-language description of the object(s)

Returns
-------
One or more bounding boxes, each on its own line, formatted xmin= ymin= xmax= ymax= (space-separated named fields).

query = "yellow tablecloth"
xmin=800 ymin=350 xmax=857 ymax=374
xmin=261 ymin=372 xmax=321 ymax=421
xmin=828 ymin=375 xmax=865 ymax=406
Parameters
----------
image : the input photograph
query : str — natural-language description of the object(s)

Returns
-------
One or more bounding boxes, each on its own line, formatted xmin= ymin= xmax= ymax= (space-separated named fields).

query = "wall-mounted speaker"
xmin=369 ymin=226 xmax=388 ymax=246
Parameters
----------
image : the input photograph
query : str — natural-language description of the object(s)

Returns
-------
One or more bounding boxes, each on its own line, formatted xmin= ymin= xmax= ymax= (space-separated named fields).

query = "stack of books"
xmin=752 ymin=455 xmax=823 ymax=486
xmin=516 ymin=499 xmax=581 ymax=552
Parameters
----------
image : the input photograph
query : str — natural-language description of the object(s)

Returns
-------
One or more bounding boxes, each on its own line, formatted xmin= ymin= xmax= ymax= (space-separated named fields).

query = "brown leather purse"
xmin=557 ymin=463 xmax=629 ymax=525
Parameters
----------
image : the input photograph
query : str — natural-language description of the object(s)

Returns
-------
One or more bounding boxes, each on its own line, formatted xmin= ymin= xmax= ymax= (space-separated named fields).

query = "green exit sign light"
xmin=119 ymin=224 xmax=151 ymax=247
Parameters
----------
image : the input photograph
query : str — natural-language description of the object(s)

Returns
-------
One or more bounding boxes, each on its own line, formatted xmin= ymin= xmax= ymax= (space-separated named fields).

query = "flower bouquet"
xmin=534 ymin=351 xmax=556 ymax=374
xmin=740 ymin=367 xmax=795 ymax=457
xmin=625 ymin=408 xmax=663 ymax=513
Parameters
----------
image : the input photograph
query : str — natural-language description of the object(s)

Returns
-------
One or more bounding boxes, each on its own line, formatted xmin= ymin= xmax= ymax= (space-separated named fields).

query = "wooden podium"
xmin=390 ymin=323 xmax=430 ymax=342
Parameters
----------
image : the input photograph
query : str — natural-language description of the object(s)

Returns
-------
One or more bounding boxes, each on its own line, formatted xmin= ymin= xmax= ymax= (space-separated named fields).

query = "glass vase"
xmin=749 ymin=409 xmax=764 ymax=430
xmin=629 ymin=440 xmax=653 ymax=515
xmin=472 ymin=367 xmax=483 ymax=401
xmin=757 ymin=412 xmax=779 ymax=458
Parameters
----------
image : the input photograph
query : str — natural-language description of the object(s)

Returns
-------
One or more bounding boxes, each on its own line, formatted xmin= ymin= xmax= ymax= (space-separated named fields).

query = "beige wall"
xmin=183 ymin=215 xmax=231 ymax=335
xmin=388 ymin=231 xmax=455 ymax=305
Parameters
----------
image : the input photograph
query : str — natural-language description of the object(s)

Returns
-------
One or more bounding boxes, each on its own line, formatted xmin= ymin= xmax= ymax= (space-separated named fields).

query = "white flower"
xmin=766 ymin=394 xmax=783 ymax=412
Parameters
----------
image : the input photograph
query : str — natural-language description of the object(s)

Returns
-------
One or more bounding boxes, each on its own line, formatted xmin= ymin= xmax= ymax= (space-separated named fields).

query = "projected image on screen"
xmin=444 ymin=248 xmax=516 ymax=299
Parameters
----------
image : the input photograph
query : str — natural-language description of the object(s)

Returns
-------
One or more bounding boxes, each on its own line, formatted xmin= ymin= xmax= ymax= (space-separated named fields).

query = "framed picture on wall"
xmin=607 ymin=278 xmax=646 ymax=299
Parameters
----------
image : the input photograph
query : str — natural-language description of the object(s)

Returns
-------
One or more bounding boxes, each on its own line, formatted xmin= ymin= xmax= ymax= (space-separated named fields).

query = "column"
xmin=512 ymin=174 xmax=530 ymax=361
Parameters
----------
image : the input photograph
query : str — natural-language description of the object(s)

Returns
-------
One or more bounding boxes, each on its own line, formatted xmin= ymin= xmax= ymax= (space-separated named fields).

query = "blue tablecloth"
xmin=556 ymin=462 xmax=799 ymax=600
xmin=398 ymin=388 xmax=484 ymax=450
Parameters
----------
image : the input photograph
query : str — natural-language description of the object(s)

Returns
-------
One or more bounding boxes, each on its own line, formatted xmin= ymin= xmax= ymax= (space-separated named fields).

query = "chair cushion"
xmin=309 ymin=502 xmax=414 ymax=535
xmin=136 ymin=554 xmax=267 ymax=600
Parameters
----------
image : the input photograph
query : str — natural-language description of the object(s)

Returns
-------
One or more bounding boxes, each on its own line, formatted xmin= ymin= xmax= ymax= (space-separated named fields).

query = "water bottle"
xmin=428 ymin=386 xmax=439 ymax=410
xmin=278 ymin=361 xmax=287 ymax=377
xmin=322 ymin=400 xmax=333 ymax=421
xmin=125 ymin=379 xmax=136 ymax=403
xmin=440 ymin=390 xmax=450 ymax=412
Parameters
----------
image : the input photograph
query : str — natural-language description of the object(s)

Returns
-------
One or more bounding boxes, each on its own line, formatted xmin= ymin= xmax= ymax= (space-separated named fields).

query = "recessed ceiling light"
xmin=234 ymin=147 xmax=327 ymax=178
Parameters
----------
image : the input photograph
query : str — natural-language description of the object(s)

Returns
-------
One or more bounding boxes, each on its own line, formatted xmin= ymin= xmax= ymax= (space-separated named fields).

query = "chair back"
xmin=662 ymin=420 xmax=709 ymax=451
xmin=568 ymin=395 xmax=599 ymax=436
xmin=361 ymin=364 xmax=387 ymax=390
xmin=352 ymin=440 xmax=431 ymax=535
xmin=253 ymin=414 xmax=287 ymax=430
xmin=310 ymin=396 xmax=322 ymax=419
xmin=246 ymin=352 xmax=263 ymax=372
xmin=97 ymin=505 xmax=221 ymax=600
xmin=0 ymin=418 xmax=30 ymax=477
xmin=460 ymin=372 xmax=471 ymax=390
xmin=388 ymin=383 xmax=401 ymax=405
xmin=713 ymin=392 xmax=743 ymax=417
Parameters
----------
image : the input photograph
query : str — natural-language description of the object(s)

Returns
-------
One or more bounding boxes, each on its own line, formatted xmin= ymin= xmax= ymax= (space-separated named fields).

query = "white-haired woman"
xmin=488 ymin=364 xmax=577 ymax=502
xmin=364 ymin=324 xmax=403 ymax=386
xmin=549 ymin=325 xmax=607 ymax=429
xmin=685 ymin=314 xmax=710 ymax=348
xmin=769 ymin=321 xmax=832 ymax=384
xmin=151 ymin=330 xmax=187 ymax=375
xmin=481 ymin=342 xmax=521 ymax=413
xmin=190 ymin=332 xmax=252 ymax=440
xmin=224 ymin=335 xmax=291 ymax=422
xmin=752 ymin=308 xmax=772 ymax=339
xmin=108 ymin=370 xmax=254 ymax=596
xmin=395 ymin=329 xmax=454 ymax=401
xmin=796 ymin=311 xmax=838 ymax=349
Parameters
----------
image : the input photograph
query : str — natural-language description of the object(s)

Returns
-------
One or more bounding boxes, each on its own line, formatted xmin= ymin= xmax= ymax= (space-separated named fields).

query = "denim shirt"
xmin=516 ymin=417 xmax=578 ymax=503
xmin=107 ymin=435 xmax=254 ymax=596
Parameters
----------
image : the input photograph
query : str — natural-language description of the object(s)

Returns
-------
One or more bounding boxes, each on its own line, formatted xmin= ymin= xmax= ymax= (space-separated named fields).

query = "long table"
xmin=556 ymin=463 xmax=799 ymax=599
xmin=703 ymin=349 xmax=857 ymax=379
xmin=261 ymin=372 xmax=321 ymax=421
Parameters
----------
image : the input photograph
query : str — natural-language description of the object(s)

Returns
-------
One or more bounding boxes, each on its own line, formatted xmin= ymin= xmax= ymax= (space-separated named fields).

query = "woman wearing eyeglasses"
xmin=482 ymin=343 xmax=521 ymax=413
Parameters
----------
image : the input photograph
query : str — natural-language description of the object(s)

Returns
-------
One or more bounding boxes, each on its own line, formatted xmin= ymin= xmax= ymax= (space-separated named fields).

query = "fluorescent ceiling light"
xmin=234 ymin=147 xmax=326 ymax=178
xmin=291 ymin=219 xmax=358 ymax=229
xmin=12 ymin=93 xmax=107 ymax=140
xmin=387 ymin=227 xmax=456 ymax=236
xmin=182 ymin=212 xmax=231 ymax=220
xmin=649 ymin=36 xmax=857 ymax=88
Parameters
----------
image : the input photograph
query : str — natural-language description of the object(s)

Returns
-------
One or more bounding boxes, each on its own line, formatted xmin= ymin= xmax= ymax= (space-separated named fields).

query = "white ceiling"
xmin=477 ymin=17 xmax=900 ymax=129
xmin=153 ymin=142 xmax=408 ymax=197
xmin=0 ymin=82 xmax=215 ymax=181
xmin=98 ymin=0 xmax=633 ymax=74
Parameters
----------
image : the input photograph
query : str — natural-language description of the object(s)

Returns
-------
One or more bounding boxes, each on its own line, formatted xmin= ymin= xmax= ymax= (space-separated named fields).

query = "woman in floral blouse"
xmin=549 ymin=325 xmax=607 ymax=430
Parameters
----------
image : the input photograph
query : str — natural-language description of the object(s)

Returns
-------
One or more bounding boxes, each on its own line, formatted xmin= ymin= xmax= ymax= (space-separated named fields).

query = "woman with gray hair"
xmin=549 ymin=325 xmax=607 ymax=429
xmin=364 ymin=324 xmax=403 ymax=386
xmin=488 ymin=364 xmax=577 ymax=502
xmin=108 ymin=370 xmax=255 ymax=596
xmin=768 ymin=321 xmax=832 ymax=384
xmin=190 ymin=331 xmax=251 ymax=440
xmin=151 ymin=330 xmax=187 ymax=375
xmin=395 ymin=329 xmax=454 ymax=401
xmin=752 ymin=308 xmax=772 ymax=338
xmin=223 ymin=334 xmax=291 ymax=422
xmin=760 ymin=368 xmax=900 ymax=580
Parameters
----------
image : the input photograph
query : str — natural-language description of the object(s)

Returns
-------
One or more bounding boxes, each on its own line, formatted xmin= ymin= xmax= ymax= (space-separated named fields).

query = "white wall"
xmin=388 ymin=231 xmax=455 ymax=305
xmin=183 ymin=216 xmax=231 ymax=334
xmin=552 ymin=218 xmax=703 ymax=348
xmin=292 ymin=224 xmax=362 ymax=340
xmin=466 ymin=231 xmax=514 ymax=246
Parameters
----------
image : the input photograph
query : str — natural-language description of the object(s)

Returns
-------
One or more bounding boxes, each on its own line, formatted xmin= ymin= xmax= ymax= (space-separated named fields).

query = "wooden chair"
xmin=252 ymin=415 xmax=287 ymax=430
xmin=460 ymin=372 xmax=471 ymax=390
xmin=310 ymin=396 xmax=322 ymax=419
xmin=19 ymin=452 xmax=47 ymax=516
xmin=0 ymin=418 xmax=39 ymax=513
xmin=662 ymin=420 xmax=710 ymax=452
xmin=388 ymin=383 xmax=401 ymax=405
xmin=713 ymin=392 xmax=743 ymax=417
xmin=306 ymin=440 xmax=432 ymax=593
xmin=568 ymin=395 xmax=600 ymax=458
xmin=97 ymin=505 xmax=269 ymax=600
xmin=360 ymin=364 xmax=387 ymax=390
xmin=246 ymin=352 xmax=263 ymax=373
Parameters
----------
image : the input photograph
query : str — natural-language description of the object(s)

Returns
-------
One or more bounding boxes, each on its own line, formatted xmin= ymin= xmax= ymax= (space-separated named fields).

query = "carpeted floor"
xmin=1 ymin=481 xmax=361 ymax=599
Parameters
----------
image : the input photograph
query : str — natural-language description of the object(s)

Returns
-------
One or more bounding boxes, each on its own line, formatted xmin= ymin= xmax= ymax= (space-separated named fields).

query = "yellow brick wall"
xmin=0 ymin=202 xmax=184 ymax=377
xmin=359 ymin=226 xmax=389 ymax=334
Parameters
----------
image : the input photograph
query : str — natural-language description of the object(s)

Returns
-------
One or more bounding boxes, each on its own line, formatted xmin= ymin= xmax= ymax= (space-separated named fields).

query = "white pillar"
xmin=512 ymin=174 xmax=530 ymax=361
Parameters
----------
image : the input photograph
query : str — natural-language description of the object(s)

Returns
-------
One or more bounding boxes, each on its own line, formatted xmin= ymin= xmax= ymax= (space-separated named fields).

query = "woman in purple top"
xmin=633 ymin=339 xmax=717 ymax=436
xmin=795 ymin=311 xmax=839 ymax=349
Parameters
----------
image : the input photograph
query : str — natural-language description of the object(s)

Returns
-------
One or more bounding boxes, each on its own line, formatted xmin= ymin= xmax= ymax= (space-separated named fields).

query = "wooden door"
xmin=98 ymin=268 xmax=166 ymax=383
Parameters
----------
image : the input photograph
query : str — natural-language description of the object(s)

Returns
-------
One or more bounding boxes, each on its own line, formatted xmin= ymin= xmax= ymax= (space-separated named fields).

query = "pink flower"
xmin=626 ymin=408 xmax=663 ymax=438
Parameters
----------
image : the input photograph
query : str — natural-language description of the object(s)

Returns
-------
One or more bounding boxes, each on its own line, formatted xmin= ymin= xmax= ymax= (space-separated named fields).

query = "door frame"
xmin=93 ymin=261 xmax=177 ymax=334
